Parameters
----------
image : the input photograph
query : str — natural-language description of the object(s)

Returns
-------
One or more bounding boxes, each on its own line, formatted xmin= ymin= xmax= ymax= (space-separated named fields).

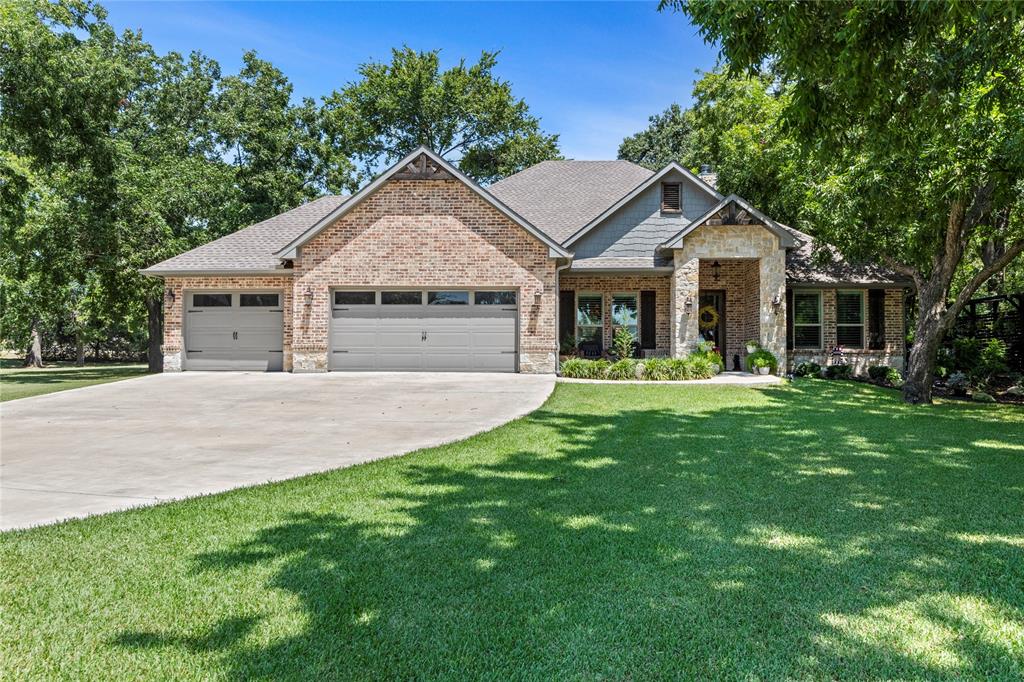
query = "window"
xmin=381 ymin=291 xmax=422 ymax=305
xmin=576 ymin=294 xmax=603 ymax=344
xmin=335 ymin=291 xmax=375 ymax=305
xmin=193 ymin=293 xmax=231 ymax=307
xmin=792 ymin=291 xmax=822 ymax=348
xmin=868 ymin=289 xmax=886 ymax=350
xmin=661 ymin=182 xmax=681 ymax=212
xmin=240 ymin=293 xmax=279 ymax=307
xmin=427 ymin=291 xmax=469 ymax=305
xmin=836 ymin=291 xmax=865 ymax=348
xmin=611 ymin=294 xmax=638 ymax=342
xmin=474 ymin=291 xmax=516 ymax=305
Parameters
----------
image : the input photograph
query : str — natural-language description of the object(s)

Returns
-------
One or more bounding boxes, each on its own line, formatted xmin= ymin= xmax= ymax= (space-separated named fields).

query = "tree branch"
xmin=882 ymin=256 xmax=922 ymax=290
xmin=948 ymin=238 xmax=1024 ymax=319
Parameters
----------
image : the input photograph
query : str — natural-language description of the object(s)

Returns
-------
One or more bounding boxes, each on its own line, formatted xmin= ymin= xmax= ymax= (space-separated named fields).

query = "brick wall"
xmin=788 ymin=287 xmax=907 ymax=373
xmin=292 ymin=179 xmax=557 ymax=373
xmin=162 ymin=275 xmax=293 ymax=371
xmin=559 ymin=273 xmax=672 ymax=351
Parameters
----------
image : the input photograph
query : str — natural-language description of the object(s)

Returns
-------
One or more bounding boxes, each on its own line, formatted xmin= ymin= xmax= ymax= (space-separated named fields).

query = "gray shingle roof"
xmin=489 ymin=160 xmax=653 ymax=243
xmin=143 ymin=195 xmax=348 ymax=274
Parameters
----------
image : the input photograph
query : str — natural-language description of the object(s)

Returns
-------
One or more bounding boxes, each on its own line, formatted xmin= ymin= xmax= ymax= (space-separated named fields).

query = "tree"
xmin=323 ymin=47 xmax=560 ymax=184
xmin=619 ymin=70 xmax=807 ymax=225
xmin=667 ymin=0 xmax=1024 ymax=403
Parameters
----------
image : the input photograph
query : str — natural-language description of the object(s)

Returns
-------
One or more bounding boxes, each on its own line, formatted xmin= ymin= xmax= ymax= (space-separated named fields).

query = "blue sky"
xmin=103 ymin=1 xmax=720 ymax=160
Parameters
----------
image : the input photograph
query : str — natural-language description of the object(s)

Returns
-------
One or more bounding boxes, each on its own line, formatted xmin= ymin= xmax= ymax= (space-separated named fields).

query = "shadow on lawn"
xmin=116 ymin=381 xmax=1024 ymax=679
xmin=0 ymin=364 xmax=145 ymax=387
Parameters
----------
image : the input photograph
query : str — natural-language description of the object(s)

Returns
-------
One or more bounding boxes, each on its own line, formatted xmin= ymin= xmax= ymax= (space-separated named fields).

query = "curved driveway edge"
xmin=0 ymin=372 xmax=555 ymax=531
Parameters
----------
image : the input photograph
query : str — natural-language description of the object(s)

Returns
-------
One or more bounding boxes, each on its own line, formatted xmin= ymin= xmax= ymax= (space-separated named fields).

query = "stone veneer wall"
xmin=788 ymin=288 xmax=906 ymax=373
xmin=697 ymin=259 xmax=760 ymax=364
xmin=291 ymin=179 xmax=558 ymax=373
xmin=671 ymin=224 xmax=787 ymax=373
xmin=162 ymin=275 xmax=294 ymax=371
xmin=559 ymin=273 xmax=672 ymax=351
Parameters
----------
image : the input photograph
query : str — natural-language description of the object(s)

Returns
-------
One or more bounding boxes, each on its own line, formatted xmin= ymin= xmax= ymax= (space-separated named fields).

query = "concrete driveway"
xmin=1 ymin=372 xmax=554 ymax=531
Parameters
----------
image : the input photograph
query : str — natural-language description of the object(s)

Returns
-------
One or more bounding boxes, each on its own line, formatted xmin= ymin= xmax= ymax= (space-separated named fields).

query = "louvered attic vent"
xmin=661 ymin=183 xmax=681 ymax=212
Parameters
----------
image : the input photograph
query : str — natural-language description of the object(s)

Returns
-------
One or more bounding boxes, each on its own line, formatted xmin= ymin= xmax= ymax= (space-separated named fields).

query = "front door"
xmin=697 ymin=291 xmax=726 ymax=354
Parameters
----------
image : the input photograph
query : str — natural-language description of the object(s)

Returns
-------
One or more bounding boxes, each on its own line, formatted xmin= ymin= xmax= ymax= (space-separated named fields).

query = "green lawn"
xmin=2 ymin=381 xmax=1022 ymax=680
xmin=0 ymin=359 xmax=148 ymax=401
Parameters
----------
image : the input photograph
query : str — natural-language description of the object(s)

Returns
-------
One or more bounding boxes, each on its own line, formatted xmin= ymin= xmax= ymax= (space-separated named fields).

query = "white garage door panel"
xmin=185 ymin=292 xmax=283 ymax=371
xmin=330 ymin=292 xmax=517 ymax=372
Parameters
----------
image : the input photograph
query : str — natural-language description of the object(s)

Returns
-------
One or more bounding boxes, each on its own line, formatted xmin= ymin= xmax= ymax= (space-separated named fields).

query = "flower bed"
xmin=560 ymin=356 xmax=718 ymax=381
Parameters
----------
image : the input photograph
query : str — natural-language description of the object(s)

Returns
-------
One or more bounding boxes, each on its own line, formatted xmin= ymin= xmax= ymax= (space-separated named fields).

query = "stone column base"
xmin=163 ymin=350 xmax=182 ymax=372
xmin=292 ymin=350 xmax=328 ymax=373
xmin=520 ymin=351 xmax=556 ymax=374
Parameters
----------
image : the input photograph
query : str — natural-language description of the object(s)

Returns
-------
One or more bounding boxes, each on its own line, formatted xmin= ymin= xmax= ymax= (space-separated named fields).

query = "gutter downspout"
xmin=554 ymin=257 xmax=573 ymax=374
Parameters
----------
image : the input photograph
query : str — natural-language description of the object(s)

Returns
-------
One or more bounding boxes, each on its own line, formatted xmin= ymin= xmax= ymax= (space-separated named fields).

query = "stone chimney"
xmin=698 ymin=164 xmax=718 ymax=189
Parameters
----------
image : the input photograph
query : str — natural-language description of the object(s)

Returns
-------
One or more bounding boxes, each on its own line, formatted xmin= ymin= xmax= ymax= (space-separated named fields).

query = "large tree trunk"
xmin=75 ymin=333 xmax=85 ymax=367
xmin=902 ymin=283 xmax=950 ymax=404
xmin=24 ymin=320 xmax=44 ymax=368
xmin=146 ymin=294 xmax=163 ymax=373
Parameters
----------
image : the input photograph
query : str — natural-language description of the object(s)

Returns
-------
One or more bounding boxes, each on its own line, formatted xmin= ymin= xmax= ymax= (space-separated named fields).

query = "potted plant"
xmin=744 ymin=339 xmax=760 ymax=355
xmin=752 ymin=356 xmax=772 ymax=375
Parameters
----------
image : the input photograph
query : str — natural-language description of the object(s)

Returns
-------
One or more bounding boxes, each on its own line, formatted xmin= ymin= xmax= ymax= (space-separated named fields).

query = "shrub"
xmin=611 ymin=327 xmax=636 ymax=360
xmin=825 ymin=364 xmax=853 ymax=380
xmin=559 ymin=335 xmax=577 ymax=356
xmin=560 ymin=358 xmax=610 ymax=379
xmin=868 ymin=365 xmax=903 ymax=387
xmin=686 ymin=354 xmax=716 ymax=379
xmin=952 ymin=337 xmax=983 ymax=373
xmin=745 ymin=348 xmax=778 ymax=374
xmin=794 ymin=361 xmax=821 ymax=377
xmin=947 ymin=371 xmax=970 ymax=395
xmin=976 ymin=339 xmax=1008 ymax=383
xmin=606 ymin=359 xmax=638 ymax=380
xmin=643 ymin=358 xmax=672 ymax=381
xmin=666 ymin=358 xmax=693 ymax=381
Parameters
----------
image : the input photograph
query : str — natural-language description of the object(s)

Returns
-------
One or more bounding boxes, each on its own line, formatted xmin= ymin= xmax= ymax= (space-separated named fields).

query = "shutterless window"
xmin=474 ymin=291 xmax=516 ymax=305
xmin=240 ymin=293 xmax=279 ymax=307
xmin=611 ymin=294 xmax=638 ymax=342
xmin=192 ymin=293 xmax=231 ymax=307
xmin=381 ymin=291 xmax=422 ymax=305
xmin=661 ymin=183 xmax=681 ymax=212
xmin=792 ymin=291 xmax=822 ymax=348
xmin=576 ymin=294 xmax=603 ymax=343
xmin=335 ymin=291 xmax=375 ymax=305
xmin=836 ymin=291 xmax=865 ymax=348
xmin=427 ymin=291 xmax=469 ymax=305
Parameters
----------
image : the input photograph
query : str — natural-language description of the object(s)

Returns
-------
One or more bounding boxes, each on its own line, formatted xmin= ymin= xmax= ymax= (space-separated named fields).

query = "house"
xmin=143 ymin=147 xmax=910 ymax=375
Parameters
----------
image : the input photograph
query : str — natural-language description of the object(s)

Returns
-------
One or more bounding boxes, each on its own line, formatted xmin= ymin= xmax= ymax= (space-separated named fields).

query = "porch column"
xmin=671 ymin=250 xmax=700 ymax=357
xmin=759 ymin=250 xmax=787 ymax=374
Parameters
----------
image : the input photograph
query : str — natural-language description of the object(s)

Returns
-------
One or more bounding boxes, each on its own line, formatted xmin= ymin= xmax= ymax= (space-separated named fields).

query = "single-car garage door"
xmin=185 ymin=291 xmax=284 ymax=371
xmin=330 ymin=289 xmax=517 ymax=372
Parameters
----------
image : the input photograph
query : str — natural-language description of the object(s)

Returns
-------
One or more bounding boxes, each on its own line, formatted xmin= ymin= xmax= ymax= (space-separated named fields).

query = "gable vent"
xmin=661 ymin=183 xmax=681 ymax=212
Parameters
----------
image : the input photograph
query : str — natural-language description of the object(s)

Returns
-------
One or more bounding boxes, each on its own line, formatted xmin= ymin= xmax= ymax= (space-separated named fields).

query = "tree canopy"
xmin=664 ymin=0 xmax=1024 ymax=403
xmin=323 ymin=47 xmax=560 ymax=184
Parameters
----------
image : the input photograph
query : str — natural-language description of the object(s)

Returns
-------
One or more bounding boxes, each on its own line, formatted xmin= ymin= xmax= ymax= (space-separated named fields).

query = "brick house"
xmin=144 ymin=147 xmax=910 ymax=375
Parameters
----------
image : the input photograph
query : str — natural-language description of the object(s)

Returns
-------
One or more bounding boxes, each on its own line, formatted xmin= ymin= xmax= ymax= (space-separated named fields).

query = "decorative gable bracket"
xmin=393 ymin=153 xmax=455 ymax=181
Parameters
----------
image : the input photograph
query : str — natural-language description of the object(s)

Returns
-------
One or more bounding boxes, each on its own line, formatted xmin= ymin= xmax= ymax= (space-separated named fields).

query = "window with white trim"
xmin=611 ymin=293 xmax=638 ymax=342
xmin=792 ymin=291 xmax=822 ymax=349
xmin=836 ymin=290 xmax=865 ymax=348
xmin=576 ymin=294 xmax=603 ymax=344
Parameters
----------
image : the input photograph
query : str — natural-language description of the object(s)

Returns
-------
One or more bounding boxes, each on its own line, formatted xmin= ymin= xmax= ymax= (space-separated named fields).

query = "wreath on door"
xmin=698 ymin=305 xmax=719 ymax=331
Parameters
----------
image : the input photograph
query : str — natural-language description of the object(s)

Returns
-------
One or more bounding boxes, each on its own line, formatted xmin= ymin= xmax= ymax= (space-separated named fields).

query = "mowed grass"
xmin=2 ymin=381 xmax=1022 ymax=680
xmin=0 ymin=359 xmax=148 ymax=401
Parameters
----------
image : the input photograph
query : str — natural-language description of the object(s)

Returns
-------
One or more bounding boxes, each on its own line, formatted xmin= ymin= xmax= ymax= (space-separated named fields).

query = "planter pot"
xmin=757 ymin=366 xmax=771 ymax=375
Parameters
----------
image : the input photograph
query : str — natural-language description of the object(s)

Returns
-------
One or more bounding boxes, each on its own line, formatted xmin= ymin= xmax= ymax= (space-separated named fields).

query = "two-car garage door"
xmin=330 ymin=289 xmax=518 ymax=372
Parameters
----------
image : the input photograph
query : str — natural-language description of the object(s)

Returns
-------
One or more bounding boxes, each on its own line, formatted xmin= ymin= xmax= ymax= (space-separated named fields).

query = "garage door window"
xmin=428 ymin=291 xmax=469 ymax=305
xmin=240 ymin=293 xmax=279 ymax=307
xmin=382 ymin=291 xmax=422 ymax=305
xmin=335 ymin=291 xmax=375 ymax=305
xmin=474 ymin=291 xmax=516 ymax=305
xmin=193 ymin=293 xmax=231 ymax=307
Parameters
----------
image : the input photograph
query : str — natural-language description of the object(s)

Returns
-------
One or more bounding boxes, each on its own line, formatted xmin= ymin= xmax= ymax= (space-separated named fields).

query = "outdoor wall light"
xmin=684 ymin=295 xmax=694 ymax=313
xmin=711 ymin=260 xmax=722 ymax=282
xmin=304 ymin=287 xmax=314 ymax=304
xmin=772 ymin=293 xmax=783 ymax=310
xmin=163 ymin=288 xmax=175 ymax=304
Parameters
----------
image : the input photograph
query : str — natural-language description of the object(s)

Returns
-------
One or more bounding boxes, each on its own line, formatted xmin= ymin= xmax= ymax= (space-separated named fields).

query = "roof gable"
xmin=276 ymin=147 xmax=569 ymax=259
xmin=660 ymin=194 xmax=796 ymax=249
xmin=561 ymin=162 xmax=723 ymax=248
